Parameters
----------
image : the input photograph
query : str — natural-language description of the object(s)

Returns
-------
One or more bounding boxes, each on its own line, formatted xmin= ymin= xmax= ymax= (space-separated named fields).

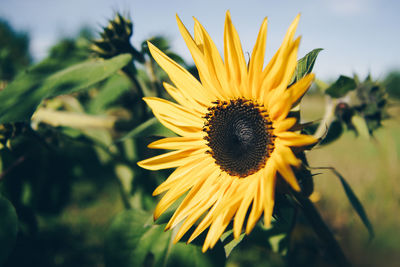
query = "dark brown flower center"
xmin=203 ymin=98 xmax=274 ymax=178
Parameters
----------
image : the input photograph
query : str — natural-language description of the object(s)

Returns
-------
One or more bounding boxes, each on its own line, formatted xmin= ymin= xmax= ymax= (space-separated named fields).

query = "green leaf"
xmin=105 ymin=209 xmax=225 ymax=267
xmin=328 ymin=167 xmax=374 ymax=240
xmin=220 ymin=230 xmax=245 ymax=257
xmin=290 ymin=48 xmax=323 ymax=84
xmin=105 ymin=209 xmax=166 ymax=267
xmin=325 ymin=75 xmax=357 ymax=98
xmin=166 ymin=242 xmax=224 ymax=267
xmin=117 ymin=117 xmax=176 ymax=142
xmin=0 ymin=54 xmax=132 ymax=123
xmin=115 ymin=164 xmax=134 ymax=194
xmin=88 ymin=73 xmax=132 ymax=113
xmin=0 ymin=195 xmax=18 ymax=265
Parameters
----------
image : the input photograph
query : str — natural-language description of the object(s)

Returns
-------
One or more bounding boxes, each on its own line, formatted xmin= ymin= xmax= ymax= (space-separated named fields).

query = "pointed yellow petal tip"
xmin=146 ymin=40 xmax=153 ymax=49
xmin=264 ymin=217 xmax=271 ymax=228
xmin=176 ymin=13 xmax=183 ymax=25
xmin=262 ymin=17 xmax=268 ymax=26
xmin=292 ymin=182 xmax=301 ymax=192
xmin=225 ymin=10 xmax=232 ymax=23
xmin=294 ymin=13 xmax=301 ymax=24
xmin=146 ymin=41 xmax=157 ymax=56
xmin=173 ymin=235 xmax=181 ymax=244
xmin=233 ymin=228 xmax=241 ymax=240
xmin=152 ymin=186 xmax=163 ymax=196
xmin=164 ymin=224 xmax=171 ymax=231
xmin=136 ymin=160 xmax=146 ymax=169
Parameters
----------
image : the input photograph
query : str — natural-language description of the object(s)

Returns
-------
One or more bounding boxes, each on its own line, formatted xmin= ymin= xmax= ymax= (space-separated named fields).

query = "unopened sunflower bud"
xmin=353 ymin=77 xmax=388 ymax=133
xmin=91 ymin=12 xmax=142 ymax=61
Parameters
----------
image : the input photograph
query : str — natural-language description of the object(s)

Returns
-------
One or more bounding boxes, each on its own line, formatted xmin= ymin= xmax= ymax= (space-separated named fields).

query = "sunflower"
xmin=138 ymin=11 xmax=317 ymax=252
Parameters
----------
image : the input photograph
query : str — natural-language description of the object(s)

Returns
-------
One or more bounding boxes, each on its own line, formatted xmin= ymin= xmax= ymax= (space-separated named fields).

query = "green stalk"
xmin=120 ymin=64 xmax=149 ymax=120
xmin=314 ymin=96 xmax=337 ymax=139
xmin=292 ymin=190 xmax=351 ymax=266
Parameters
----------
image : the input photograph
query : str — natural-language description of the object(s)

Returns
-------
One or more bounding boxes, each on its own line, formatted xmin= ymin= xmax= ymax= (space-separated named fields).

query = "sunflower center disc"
xmin=203 ymin=99 xmax=273 ymax=178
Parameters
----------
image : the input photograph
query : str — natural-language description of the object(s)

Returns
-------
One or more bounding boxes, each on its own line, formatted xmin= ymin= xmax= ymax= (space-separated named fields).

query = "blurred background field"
xmin=302 ymin=95 xmax=400 ymax=267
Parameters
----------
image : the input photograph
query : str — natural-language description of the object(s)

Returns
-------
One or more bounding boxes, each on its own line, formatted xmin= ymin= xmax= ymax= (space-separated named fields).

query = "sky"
xmin=0 ymin=0 xmax=399 ymax=80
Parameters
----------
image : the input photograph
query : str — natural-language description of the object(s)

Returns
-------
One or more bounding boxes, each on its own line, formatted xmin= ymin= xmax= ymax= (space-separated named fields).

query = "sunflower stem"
xmin=145 ymin=59 xmax=164 ymax=98
xmin=314 ymin=96 xmax=337 ymax=139
xmin=292 ymin=190 xmax=351 ymax=267
xmin=120 ymin=64 xmax=149 ymax=120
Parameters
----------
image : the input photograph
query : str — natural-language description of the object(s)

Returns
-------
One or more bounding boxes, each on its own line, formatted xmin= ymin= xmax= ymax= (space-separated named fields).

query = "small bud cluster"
xmin=335 ymin=75 xmax=388 ymax=136
xmin=91 ymin=13 xmax=143 ymax=62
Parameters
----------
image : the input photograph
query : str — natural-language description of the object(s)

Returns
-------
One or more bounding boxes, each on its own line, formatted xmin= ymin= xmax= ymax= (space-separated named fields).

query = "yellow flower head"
xmin=138 ymin=11 xmax=317 ymax=252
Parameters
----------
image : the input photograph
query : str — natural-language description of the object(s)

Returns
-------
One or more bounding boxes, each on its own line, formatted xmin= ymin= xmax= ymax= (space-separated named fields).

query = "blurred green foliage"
xmin=0 ymin=19 xmax=31 ymax=82
xmin=384 ymin=70 xmax=400 ymax=99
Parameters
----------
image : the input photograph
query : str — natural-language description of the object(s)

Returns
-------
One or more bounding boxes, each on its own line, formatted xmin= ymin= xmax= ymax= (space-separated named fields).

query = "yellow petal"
xmin=143 ymin=97 xmax=204 ymax=137
xmin=268 ymin=90 xmax=293 ymax=122
xmin=148 ymin=137 xmax=205 ymax=150
xmin=275 ymin=143 xmax=302 ymax=167
xmin=172 ymin=170 xmax=227 ymax=242
xmin=264 ymin=37 xmax=300 ymax=110
xmin=262 ymin=162 xmax=276 ymax=227
xmin=273 ymin=117 xmax=297 ymax=132
xmin=144 ymin=97 xmax=203 ymax=126
xmin=166 ymin=167 xmax=221 ymax=229
xmin=163 ymin=82 xmax=206 ymax=114
xmin=233 ymin=179 xmax=257 ymax=238
xmin=204 ymin=208 xmax=233 ymax=251
xmin=176 ymin=15 xmax=223 ymax=100
xmin=153 ymin=155 xmax=211 ymax=196
xmin=211 ymin=204 xmax=238 ymax=249
xmin=193 ymin=19 xmax=204 ymax=49
xmin=187 ymin=173 xmax=234 ymax=243
xmin=173 ymin=187 xmax=220 ymax=243
xmin=199 ymin=177 xmax=243 ymax=224
xmin=137 ymin=148 xmax=206 ymax=171
xmin=148 ymin=42 xmax=212 ymax=107
xmin=154 ymin=161 xmax=215 ymax=219
xmin=245 ymin=172 xmax=264 ymax=234
xmin=194 ymin=17 xmax=232 ymax=99
xmin=260 ymin=15 xmax=300 ymax=100
xmin=286 ymin=73 xmax=315 ymax=105
xmin=248 ymin=17 xmax=268 ymax=100
xmin=272 ymin=151 xmax=300 ymax=191
xmin=275 ymin=131 xmax=318 ymax=147
xmin=224 ymin=11 xmax=247 ymax=97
